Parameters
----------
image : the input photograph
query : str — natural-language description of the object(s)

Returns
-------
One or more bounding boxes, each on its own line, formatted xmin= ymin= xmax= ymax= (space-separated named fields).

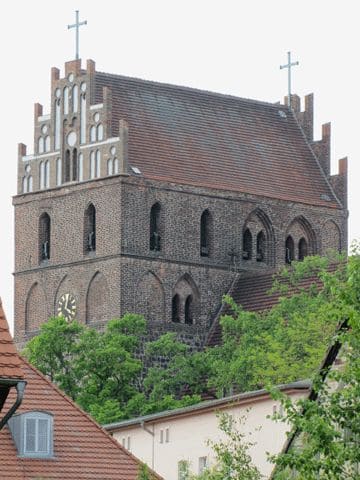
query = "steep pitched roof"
xmin=95 ymin=72 xmax=339 ymax=208
xmin=0 ymin=302 xmax=162 ymax=479
xmin=0 ymin=299 xmax=24 ymax=382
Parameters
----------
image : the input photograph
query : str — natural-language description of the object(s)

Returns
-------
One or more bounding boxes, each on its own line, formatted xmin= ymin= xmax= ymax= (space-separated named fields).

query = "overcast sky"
xmin=1 ymin=0 xmax=359 ymax=331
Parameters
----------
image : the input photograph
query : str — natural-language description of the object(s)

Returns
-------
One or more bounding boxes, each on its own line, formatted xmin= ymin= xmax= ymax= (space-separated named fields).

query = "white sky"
xmin=0 ymin=1 xmax=359 ymax=331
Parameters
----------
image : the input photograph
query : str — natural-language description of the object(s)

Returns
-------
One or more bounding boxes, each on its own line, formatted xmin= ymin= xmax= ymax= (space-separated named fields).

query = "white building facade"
xmin=105 ymin=381 xmax=310 ymax=479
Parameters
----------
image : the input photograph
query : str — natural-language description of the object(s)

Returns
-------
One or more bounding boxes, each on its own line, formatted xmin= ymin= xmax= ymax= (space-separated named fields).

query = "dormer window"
xmin=8 ymin=411 xmax=54 ymax=458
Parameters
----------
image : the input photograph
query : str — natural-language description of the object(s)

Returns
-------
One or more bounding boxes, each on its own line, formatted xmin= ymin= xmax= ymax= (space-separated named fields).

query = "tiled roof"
xmin=206 ymin=268 xmax=330 ymax=347
xmin=0 ymin=302 xmax=162 ymax=479
xmin=0 ymin=299 xmax=24 ymax=381
xmin=95 ymin=72 xmax=339 ymax=208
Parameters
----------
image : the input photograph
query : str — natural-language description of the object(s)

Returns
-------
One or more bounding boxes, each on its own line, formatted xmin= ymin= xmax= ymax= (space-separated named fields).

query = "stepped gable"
xmin=206 ymin=266 xmax=336 ymax=347
xmin=0 ymin=303 xmax=162 ymax=479
xmin=95 ymin=71 xmax=339 ymax=208
xmin=0 ymin=299 xmax=23 ymax=382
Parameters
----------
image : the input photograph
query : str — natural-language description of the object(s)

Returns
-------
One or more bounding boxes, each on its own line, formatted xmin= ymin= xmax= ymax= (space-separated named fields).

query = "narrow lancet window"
xmin=90 ymin=126 xmax=96 ymax=142
xmin=90 ymin=151 xmax=95 ymax=179
xmin=72 ymin=85 xmax=79 ymax=113
xmin=56 ymin=158 xmax=62 ymax=186
xmin=242 ymin=229 xmax=252 ymax=260
xmin=185 ymin=295 xmax=193 ymax=325
xmin=72 ymin=149 xmax=78 ymax=181
xmin=285 ymin=235 xmax=295 ymax=264
xmin=200 ymin=210 xmax=211 ymax=257
xmin=64 ymin=150 xmax=71 ymax=183
xmin=45 ymin=160 xmax=50 ymax=188
xmin=256 ymin=231 xmax=265 ymax=262
xmin=78 ymin=153 xmax=83 ymax=181
xmin=63 ymin=87 xmax=69 ymax=115
xmin=172 ymin=294 xmax=180 ymax=323
xmin=96 ymin=150 xmax=101 ymax=177
xmin=150 ymin=203 xmax=161 ymax=251
xmin=39 ymin=213 xmax=51 ymax=262
xmin=80 ymin=94 xmax=86 ymax=144
xmin=84 ymin=204 xmax=96 ymax=253
xmin=97 ymin=123 xmax=104 ymax=141
xmin=298 ymin=237 xmax=308 ymax=261
xmin=39 ymin=161 xmax=45 ymax=189
xmin=55 ymin=100 xmax=61 ymax=150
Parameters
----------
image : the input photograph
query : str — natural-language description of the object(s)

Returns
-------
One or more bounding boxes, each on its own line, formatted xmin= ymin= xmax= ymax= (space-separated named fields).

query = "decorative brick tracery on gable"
xmin=25 ymin=283 xmax=47 ymax=333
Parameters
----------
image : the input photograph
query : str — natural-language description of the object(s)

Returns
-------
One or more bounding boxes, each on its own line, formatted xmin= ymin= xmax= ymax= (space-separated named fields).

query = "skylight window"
xmin=131 ymin=166 xmax=141 ymax=174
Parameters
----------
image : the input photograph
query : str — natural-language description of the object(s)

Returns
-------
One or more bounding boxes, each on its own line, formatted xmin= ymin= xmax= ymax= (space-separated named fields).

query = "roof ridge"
xmin=95 ymin=70 xmax=284 ymax=109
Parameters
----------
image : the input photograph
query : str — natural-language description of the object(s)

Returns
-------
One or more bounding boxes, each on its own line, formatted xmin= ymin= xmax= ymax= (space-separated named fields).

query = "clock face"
xmin=57 ymin=293 xmax=77 ymax=322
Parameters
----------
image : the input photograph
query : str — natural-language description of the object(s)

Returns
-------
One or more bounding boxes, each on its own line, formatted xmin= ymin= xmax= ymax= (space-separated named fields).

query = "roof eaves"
xmin=104 ymin=380 xmax=311 ymax=431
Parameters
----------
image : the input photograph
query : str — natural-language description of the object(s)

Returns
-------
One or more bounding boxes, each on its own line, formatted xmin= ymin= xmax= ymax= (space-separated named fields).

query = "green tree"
xmin=23 ymin=315 xmax=84 ymax=400
xmin=190 ymin=413 xmax=262 ymax=480
xmin=270 ymin=249 xmax=360 ymax=479
xmin=206 ymin=254 xmax=345 ymax=396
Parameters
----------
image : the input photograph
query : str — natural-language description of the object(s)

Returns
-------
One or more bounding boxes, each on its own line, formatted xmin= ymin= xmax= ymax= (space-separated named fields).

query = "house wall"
xmin=110 ymin=391 xmax=307 ymax=479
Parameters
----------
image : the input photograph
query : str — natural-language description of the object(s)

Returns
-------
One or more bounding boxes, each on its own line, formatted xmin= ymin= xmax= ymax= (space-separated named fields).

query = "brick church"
xmin=13 ymin=58 xmax=348 ymax=347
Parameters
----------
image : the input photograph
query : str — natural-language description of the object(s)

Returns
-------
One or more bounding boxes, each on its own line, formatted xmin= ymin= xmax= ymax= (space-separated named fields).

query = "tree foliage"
xmin=24 ymin=253 xmax=347 ymax=426
xmin=190 ymin=413 xmax=262 ymax=480
xmin=270 ymin=248 xmax=360 ymax=479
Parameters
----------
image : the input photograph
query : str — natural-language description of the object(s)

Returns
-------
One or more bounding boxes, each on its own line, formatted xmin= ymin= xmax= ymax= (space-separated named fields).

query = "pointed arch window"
xmin=114 ymin=158 xmax=119 ymax=174
xmin=39 ymin=161 xmax=45 ymax=189
xmin=56 ymin=158 xmax=62 ymax=186
xmin=97 ymin=123 xmax=104 ymax=141
xmin=39 ymin=213 xmax=51 ymax=262
xmin=90 ymin=126 xmax=96 ymax=142
xmin=64 ymin=150 xmax=71 ymax=183
xmin=200 ymin=210 xmax=211 ymax=257
xmin=242 ymin=228 xmax=252 ymax=260
xmin=78 ymin=153 xmax=83 ymax=181
xmin=285 ymin=235 xmax=295 ymax=264
xmin=38 ymin=137 xmax=44 ymax=154
xmin=96 ymin=150 xmax=101 ymax=177
xmin=107 ymin=158 xmax=113 ymax=176
xmin=44 ymin=160 xmax=50 ymax=188
xmin=63 ymin=87 xmax=69 ymax=115
xmin=90 ymin=151 xmax=95 ymax=179
xmin=150 ymin=203 xmax=161 ymax=251
xmin=72 ymin=148 xmax=78 ymax=181
xmin=84 ymin=204 xmax=96 ymax=253
xmin=172 ymin=294 xmax=180 ymax=323
xmin=256 ymin=231 xmax=265 ymax=262
xmin=298 ymin=237 xmax=308 ymax=261
xmin=185 ymin=295 xmax=193 ymax=325
xmin=72 ymin=84 xmax=79 ymax=113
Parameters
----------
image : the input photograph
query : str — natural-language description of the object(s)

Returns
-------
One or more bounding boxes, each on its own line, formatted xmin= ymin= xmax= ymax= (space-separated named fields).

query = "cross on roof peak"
xmin=67 ymin=10 xmax=87 ymax=60
xmin=280 ymin=51 xmax=299 ymax=109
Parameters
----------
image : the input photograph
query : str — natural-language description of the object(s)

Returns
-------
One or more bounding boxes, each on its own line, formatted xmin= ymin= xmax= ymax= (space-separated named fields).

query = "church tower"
xmin=13 ymin=59 xmax=347 ymax=347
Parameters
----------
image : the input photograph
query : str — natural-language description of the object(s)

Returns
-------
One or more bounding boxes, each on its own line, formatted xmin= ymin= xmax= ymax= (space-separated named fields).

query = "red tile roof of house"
xmin=0 ymin=299 xmax=24 ymax=381
xmin=95 ymin=72 xmax=340 ymax=208
xmin=0 ymin=302 xmax=162 ymax=480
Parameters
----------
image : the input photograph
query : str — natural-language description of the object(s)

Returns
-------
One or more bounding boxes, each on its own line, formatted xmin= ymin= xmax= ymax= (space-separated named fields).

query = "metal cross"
xmin=280 ymin=51 xmax=299 ymax=108
xmin=67 ymin=10 xmax=87 ymax=60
